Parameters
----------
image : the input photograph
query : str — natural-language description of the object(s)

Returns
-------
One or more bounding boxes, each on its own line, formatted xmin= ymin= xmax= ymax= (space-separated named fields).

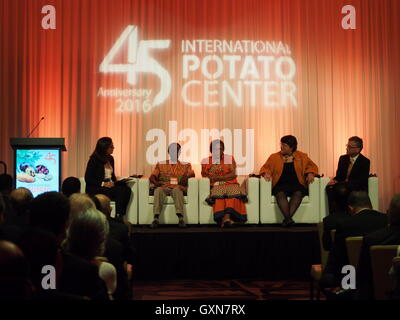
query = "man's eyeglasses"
xmin=346 ymin=144 xmax=359 ymax=149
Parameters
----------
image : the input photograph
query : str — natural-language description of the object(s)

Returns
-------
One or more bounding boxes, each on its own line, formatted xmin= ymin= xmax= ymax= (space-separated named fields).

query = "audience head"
xmin=91 ymin=137 xmax=114 ymax=163
xmin=280 ymin=135 xmax=297 ymax=154
xmin=69 ymin=193 xmax=95 ymax=222
xmin=388 ymin=194 xmax=400 ymax=226
xmin=61 ymin=177 xmax=81 ymax=198
xmin=347 ymin=136 xmax=363 ymax=157
xmin=347 ymin=191 xmax=372 ymax=214
xmin=168 ymin=143 xmax=181 ymax=162
xmin=94 ymin=194 xmax=112 ymax=218
xmin=65 ymin=208 xmax=109 ymax=261
xmin=10 ymin=188 xmax=33 ymax=216
xmin=29 ymin=192 xmax=70 ymax=243
xmin=0 ymin=173 xmax=13 ymax=195
xmin=0 ymin=240 xmax=32 ymax=300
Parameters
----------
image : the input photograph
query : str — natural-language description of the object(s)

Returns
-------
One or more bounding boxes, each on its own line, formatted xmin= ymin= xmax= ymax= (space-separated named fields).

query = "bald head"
xmin=10 ymin=187 xmax=33 ymax=203
xmin=10 ymin=188 xmax=33 ymax=215
xmin=94 ymin=194 xmax=112 ymax=218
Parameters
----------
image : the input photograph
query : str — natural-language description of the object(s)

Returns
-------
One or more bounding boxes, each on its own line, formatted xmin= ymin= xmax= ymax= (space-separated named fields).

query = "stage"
xmin=131 ymin=224 xmax=320 ymax=281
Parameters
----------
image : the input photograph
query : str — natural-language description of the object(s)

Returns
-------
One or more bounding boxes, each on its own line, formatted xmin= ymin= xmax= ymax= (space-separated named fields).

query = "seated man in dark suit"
xmin=326 ymin=136 xmax=370 ymax=215
xmin=322 ymin=183 xmax=351 ymax=251
xmin=320 ymin=191 xmax=387 ymax=293
xmin=356 ymin=194 xmax=400 ymax=299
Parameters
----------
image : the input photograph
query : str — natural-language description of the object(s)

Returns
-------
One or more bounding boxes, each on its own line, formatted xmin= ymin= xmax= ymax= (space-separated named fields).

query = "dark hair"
xmin=91 ymin=137 xmax=113 ymax=164
xmin=29 ymin=192 xmax=70 ymax=238
xmin=388 ymin=194 xmax=400 ymax=226
xmin=210 ymin=140 xmax=225 ymax=153
xmin=348 ymin=136 xmax=363 ymax=151
xmin=347 ymin=191 xmax=372 ymax=209
xmin=280 ymin=135 xmax=297 ymax=152
xmin=168 ymin=143 xmax=182 ymax=155
xmin=61 ymin=177 xmax=81 ymax=198
xmin=0 ymin=174 xmax=13 ymax=192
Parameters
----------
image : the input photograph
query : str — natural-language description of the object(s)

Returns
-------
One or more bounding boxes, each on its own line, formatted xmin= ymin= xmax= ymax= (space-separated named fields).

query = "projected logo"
xmin=181 ymin=40 xmax=297 ymax=108
xmin=98 ymin=25 xmax=171 ymax=112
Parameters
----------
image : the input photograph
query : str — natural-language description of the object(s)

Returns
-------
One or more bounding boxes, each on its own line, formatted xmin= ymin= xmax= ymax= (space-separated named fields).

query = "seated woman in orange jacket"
xmin=259 ymin=135 xmax=318 ymax=227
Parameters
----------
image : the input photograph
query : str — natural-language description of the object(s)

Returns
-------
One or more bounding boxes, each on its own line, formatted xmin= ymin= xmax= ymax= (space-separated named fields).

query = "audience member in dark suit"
xmin=95 ymin=194 xmax=134 ymax=262
xmin=322 ymin=183 xmax=351 ymax=251
xmin=84 ymin=137 xmax=132 ymax=222
xmin=17 ymin=228 xmax=85 ymax=300
xmin=95 ymin=193 xmax=133 ymax=299
xmin=356 ymin=194 xmax=400 ymax=299
xmin=29 ymin=192 xmax=109 ymax=300
xmin=61 ymin=177 xmax=81 ymax=198
xmin=326 ymin=136 xmax=370 ymax=214
xmin=320 ymin=191 xmax=387 ymax=291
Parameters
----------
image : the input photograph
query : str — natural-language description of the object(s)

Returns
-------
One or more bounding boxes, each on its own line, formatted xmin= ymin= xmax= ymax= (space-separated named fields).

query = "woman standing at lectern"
xmin=84 ymin=137 xmax=131 ymax=222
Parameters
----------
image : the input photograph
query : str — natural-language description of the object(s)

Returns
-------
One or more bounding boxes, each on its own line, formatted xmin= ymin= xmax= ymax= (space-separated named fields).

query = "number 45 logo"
xmin=100 ymin=25 xmax=171 ymax=107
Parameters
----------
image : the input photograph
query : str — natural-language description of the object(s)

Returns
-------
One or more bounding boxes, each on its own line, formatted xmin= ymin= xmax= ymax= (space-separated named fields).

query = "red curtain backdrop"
xmin=1 ymin=0 xmax=399 ymax=209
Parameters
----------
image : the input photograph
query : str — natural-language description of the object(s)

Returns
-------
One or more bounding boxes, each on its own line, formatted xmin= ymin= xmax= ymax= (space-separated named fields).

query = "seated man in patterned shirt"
xmin=149 ymin=143 xmax=195 ymax=229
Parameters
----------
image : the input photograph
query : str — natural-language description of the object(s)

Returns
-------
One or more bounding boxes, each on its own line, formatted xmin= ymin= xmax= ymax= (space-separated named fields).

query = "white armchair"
xmin=199 ymin=176 xmax=260 ymax=224
xmin=138 ymin=178 xmax=198 ymax=225
xmin=79 ymin=177 xmax=138 ymax=224
xmin=368 ymin=177 xmax=379 ymax=211
xmin=320 ymin=176 xmax=379 ymax=219
xmin=260 ymin=177 xmax=320 ymax=223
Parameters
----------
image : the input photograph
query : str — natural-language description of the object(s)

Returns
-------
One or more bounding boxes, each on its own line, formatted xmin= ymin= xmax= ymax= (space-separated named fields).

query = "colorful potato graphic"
xmin=17 ymin=172 xmax=36 ymax=183
xmin=25 ymin=167 xmax=36 ymax=177
xmin=20 ymin=163 xmax=36 ymax=176
xmin=35 ymin=165 xmax=49 ymax=175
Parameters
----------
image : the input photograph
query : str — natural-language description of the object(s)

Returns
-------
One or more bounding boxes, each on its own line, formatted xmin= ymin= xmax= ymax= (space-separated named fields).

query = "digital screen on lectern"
xmin=15 ymin=149 xmax=61 ymax=197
